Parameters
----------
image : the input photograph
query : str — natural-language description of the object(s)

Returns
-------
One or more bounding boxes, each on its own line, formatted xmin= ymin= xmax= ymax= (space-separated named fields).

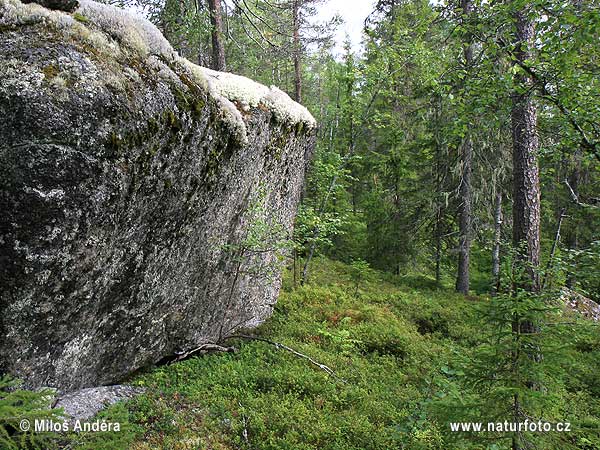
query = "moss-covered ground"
xmin=68 ymin=257 xmax=599 ymax=450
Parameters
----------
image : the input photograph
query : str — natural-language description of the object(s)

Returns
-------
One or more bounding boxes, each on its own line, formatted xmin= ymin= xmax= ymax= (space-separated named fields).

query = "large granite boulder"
xmin=0 ymin=0 xmax=315 ymax=392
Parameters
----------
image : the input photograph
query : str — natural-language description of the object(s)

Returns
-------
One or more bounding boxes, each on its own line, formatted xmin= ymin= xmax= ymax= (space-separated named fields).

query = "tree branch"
xmin=564 ymin=178 xmax=599 ymax=209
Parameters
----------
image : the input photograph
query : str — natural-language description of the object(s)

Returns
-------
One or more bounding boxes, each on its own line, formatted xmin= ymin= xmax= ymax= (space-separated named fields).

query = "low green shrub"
xmin=0 ymin=376 xmax=63 ymax=450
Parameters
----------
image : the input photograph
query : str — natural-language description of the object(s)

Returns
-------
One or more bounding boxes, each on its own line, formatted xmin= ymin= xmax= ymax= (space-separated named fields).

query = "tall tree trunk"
xmin=435 ymin=202 xmax=443 ymax=285
xmin=434 ymin=95 xmax=445 ymax=286
xmin=456 ymin=137 xmax=472 ymax=294
xmin=455 ymin=0 xmax=474 ymax=294
xmin=565 ymin=156 xmax=580 ymax=288
xmin=208 ymin=0 xmax=227 ymax=71
xmin=511 ymin=8 xmax=541 ymax=294
xmin=292 ymin=0 xmax=302 ymax=103
xmin=542 ymin=209 xmax=565 ymax=290
xmin=510 ymin=11 xmax=541 ymax=445
xmin=491 ymin=191 xmax=503 ymax=296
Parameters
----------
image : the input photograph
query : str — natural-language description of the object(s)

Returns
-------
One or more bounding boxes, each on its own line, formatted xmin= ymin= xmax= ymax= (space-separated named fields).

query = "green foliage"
xmin=294 ymin=205 xmax=346 ymax=254
xmin=293 ymin=45 xmax=362 ymax=279
xmin=31 ymin=0 xmax=600 ymax=447
xmin=68 ymin=403 xmax=142 ymax=450
xmin=0 ymin=376 xmax=63 ymax=450
xmin=427 ymin=276 xmax=600 ymax=450
xmin=0 ymin=377 xmax=141 ymax=450
xmin=221 ymin=184 xmax=292 ymax=282
xmin=459 ymin=291 xmax=570 ymax=449
xmin=95 ymin=258 xmax=598 ymax=449
xmin=293 ymin=0 xmax=599 ymax=294
xmin=116 ymin=258 xmax=458 ymax=449
xmin=562 ymin=241 xmax=600 ymax=301
xmin=348 ymin=259 xmax=373 ymax=296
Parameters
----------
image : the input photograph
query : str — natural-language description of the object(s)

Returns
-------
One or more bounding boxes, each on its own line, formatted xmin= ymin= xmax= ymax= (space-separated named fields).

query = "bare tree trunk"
xmin=435 ymin=209 xmax=442 ymax=285
xmin=292 ymin=0 xmax=302 ymax=103
xmin=542 ymin=209 xmax=565 ymax=290
xmin=208 ymin=0 xmax=227 ymax=71
xmin=456 ymin=137 xmax=472 ymax=294
xmin=293 ymin=247 xmax=297 ymax=288
xmin=433 ymin=96 xmax=444 ymax=286
xmin=455 ymin=0 xmax=474 ymax=295
xmin=491 ymin=191 xmax=503 ymax=296
xmin=510 ymin=8 xmax=541 ymax=426
xmin=511 ymin=8 xmax=541 ymax=294
xmin=565 ymin=157 xmax=580 ymax=288
xmin=301 ymin=242 xmax=316 ymax=285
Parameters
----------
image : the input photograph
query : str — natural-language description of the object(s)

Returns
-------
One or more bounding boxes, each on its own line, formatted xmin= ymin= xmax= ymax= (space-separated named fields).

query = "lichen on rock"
xmin=202 ymin=67 xmax=317 ymax=129
xmin=0 ymin=0 xmax=315 ymax=145
xmin=0 ymin=0 xmax=316 ymax=392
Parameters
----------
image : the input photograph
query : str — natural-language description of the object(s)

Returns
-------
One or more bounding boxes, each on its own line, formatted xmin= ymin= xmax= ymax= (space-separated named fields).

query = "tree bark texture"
xmin=456 ymin=137 xmax=472 ymax=294
xmin=455 ymin=0 xmax=474 ymax=294
xmin=510 ymin=9 xmax=542 ymax=410
xmin=565 ymin=156 xmax=580 ymax=288
xmin=292 ymin=0 xmax=302 ymax=103
xmin=491 ymin=191 xmax=503 ymax=296
xmin=511 ymin=8 xmax=541 ymax=293
xmin=208 ymin=0 xmax=227 ymax=71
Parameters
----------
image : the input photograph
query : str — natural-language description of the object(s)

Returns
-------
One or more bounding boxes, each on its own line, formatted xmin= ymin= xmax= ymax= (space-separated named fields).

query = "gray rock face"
xmin=0 ymin=0 xmax=315 ymax=392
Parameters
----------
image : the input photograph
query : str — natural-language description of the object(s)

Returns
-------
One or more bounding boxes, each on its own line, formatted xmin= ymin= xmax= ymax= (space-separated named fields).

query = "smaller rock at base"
xmin=54 ymin=385 xmax=145 ymax=423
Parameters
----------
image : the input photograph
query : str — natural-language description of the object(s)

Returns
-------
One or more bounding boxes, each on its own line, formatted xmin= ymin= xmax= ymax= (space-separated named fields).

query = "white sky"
xmin=316 ymin=0 xmax=376 ymax=54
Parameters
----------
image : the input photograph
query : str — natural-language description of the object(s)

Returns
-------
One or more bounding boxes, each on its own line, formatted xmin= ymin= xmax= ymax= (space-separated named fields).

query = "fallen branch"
xmin=171 ymin=343 xmax=237 ymax=364
xmin=226 ymin=334 xmax=345 ymax=383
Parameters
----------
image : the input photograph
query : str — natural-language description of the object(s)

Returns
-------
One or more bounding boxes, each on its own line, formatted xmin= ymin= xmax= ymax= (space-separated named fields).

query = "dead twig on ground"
xmin=226 ymin=334 xmax=346 ymax=383
xmin=171 ymin=343 xmax=237 ymax=363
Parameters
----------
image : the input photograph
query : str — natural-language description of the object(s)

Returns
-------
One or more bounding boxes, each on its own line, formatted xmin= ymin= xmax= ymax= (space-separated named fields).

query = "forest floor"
xmin=69 ymin=257 xmax=600 ymax=450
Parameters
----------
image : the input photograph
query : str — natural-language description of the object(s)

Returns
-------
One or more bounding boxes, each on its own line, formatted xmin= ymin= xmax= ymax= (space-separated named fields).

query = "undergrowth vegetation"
xmin=4 ymin=258 xmax=598 ymax=449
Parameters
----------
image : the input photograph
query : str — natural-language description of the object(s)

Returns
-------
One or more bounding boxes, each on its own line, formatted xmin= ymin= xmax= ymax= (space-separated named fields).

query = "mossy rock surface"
xmin=0 ymin=0 xmax=315 ymax=392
